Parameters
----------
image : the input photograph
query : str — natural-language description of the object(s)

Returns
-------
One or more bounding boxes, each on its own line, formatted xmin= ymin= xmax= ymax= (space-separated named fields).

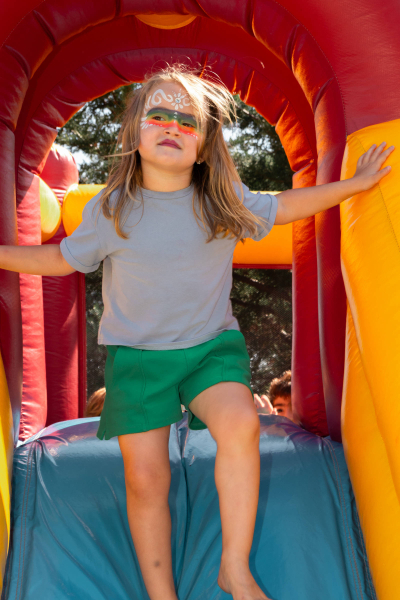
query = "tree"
xmin=229 ymin=97 xmax=293 ymax=192
xmin=57 ymin=84 xmax=137 ymax=184
xmin=57 ymin=88 xmax=293 ymax=397
xmin=227 ymin=97 xmax=293 ymax=392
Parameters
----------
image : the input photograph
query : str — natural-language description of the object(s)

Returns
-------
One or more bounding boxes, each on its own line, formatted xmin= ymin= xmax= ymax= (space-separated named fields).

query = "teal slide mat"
xmin=2 ymin=415 xmax=376 ymax=600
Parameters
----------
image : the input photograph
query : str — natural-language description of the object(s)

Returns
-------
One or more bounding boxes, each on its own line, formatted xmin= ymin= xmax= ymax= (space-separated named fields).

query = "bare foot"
xmin=218 ymin=559 xmax=272 ymax=600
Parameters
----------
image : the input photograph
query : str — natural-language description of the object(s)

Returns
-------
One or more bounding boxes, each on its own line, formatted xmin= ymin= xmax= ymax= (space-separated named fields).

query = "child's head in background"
xmin=85 ymin=387 xmax=106 ymax=418
xmin=268 ymin=371 xmax=295 ymax=422
xmin=98 ymin=64 xmax=263 ymax=242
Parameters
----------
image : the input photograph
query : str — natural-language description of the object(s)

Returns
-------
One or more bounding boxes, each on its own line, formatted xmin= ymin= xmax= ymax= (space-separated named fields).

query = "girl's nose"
xmin=164 ymin=122 xmax=181 ymax=136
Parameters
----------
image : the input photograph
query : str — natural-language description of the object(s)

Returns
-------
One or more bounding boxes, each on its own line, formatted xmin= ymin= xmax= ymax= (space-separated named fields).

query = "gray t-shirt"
xmin=60 ymin=183 xmax=278 ymax=350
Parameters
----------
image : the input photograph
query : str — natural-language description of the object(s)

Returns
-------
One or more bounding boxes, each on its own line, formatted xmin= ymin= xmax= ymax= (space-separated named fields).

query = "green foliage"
xmin=229 ymin=97 xmax=293 ymax=191
xmin=85 ymin=264 xmax=107 ymax=396
xmin=57 ymin=84 xmax=138 ymax=184
xmin=57 ymin=87 xmax=293 ymax=398
xmin=231 ymin=269 xmax=292 ymax=393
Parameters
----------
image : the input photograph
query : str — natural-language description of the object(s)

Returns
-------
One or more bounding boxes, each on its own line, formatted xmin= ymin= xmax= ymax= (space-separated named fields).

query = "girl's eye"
xmin=182 ymin=122 xmax=195 ymax=129
xmin=152 ymin=115 xmax=165 ymax=121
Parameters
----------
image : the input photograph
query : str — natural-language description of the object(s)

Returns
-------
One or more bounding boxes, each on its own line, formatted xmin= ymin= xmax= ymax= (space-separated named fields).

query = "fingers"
xmin=253 ymin=394 xmax=264 ymax=409
xmin=377 ymin=145 xmax=395 ymax=166
xmin=371 ymin=142 xmax=395 ymax=163
xmin=376 ymin=165 xmax=392 ymax=180
xmin=360 ymin=142 xmax=395 ymax=167
xmin=261 ymin=394 xmax=275 ymax=414
xmin=359 ymin=143 xmax=376 ymax=166
xmin=254 ymin=393 xmax=276 ymax=414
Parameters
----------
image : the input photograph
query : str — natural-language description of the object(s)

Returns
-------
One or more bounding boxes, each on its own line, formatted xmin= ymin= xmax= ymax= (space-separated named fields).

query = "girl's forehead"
xmin=144 ymin=83 xmax=195 ymax=114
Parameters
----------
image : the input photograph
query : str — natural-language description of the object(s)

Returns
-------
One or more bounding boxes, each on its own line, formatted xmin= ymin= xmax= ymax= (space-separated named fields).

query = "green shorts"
xmin=96 ymin=330 xmax=252 ymax=440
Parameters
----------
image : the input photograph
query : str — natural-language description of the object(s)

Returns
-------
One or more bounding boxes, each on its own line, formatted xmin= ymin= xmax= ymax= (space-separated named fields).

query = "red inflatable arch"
xmin=1 ymin=3 xmax=400 ymax=595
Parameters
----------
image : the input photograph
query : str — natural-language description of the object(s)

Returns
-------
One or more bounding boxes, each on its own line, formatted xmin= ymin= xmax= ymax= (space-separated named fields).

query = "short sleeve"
xmin=239 ymin=183 xmax=279 ymax=241
xmin=60 ymin=200 xmax=107 ymax=273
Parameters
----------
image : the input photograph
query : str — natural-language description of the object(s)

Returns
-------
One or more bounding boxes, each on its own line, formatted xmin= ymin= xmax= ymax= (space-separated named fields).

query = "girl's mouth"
xmin=159 ymin=140 xmax=181 ymax=149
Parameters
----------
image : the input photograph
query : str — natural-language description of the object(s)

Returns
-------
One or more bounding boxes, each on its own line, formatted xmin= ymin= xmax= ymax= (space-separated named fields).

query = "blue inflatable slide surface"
xmin=2 ymin=415 xmax=376 ymax=600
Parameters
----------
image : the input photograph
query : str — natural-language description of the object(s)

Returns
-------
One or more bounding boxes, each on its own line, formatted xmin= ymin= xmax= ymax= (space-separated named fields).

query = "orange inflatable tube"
xmin=341 ymin=118 xmax=400 ymax=599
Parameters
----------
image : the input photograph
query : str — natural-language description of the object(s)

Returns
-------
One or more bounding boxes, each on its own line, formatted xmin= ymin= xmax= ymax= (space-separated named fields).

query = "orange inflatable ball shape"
xmin=62 ymin=184 xmax=105 ymax=237
xmin=135 ymin=14 xmax=197 ymax=29
xmin=39 ymin=178 xmax=61 ymax=243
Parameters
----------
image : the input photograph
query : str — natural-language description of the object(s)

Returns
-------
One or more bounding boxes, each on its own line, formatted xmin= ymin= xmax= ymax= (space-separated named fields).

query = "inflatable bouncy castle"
xmin=0 ymin=2 xmax=399 ymax=599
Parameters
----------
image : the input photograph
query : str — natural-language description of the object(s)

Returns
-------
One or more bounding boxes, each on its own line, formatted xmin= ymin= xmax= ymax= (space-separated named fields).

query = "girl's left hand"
xmin=353 ymin=142 xmax=395 ymax=191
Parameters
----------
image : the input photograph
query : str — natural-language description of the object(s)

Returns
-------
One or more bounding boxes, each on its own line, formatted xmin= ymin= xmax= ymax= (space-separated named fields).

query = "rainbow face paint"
xmin=141 ymin=107 xmax=200 ymax=138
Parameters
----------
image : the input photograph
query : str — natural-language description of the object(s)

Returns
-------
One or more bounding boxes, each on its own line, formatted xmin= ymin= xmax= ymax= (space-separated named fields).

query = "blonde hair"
xmin=97 ymin=64 xmax=264 ymax=241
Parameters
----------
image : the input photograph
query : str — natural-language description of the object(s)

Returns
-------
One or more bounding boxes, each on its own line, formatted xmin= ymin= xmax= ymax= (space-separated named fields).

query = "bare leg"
xmin=189 ymin=382 xmax=271 ymax=600
xmin=119 ymin=426 xmax=178 ymax=600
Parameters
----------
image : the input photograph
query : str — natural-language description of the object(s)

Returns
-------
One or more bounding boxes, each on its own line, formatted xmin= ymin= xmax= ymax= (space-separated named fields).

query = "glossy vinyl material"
xmin=16 ymin=169 xmax=47 ymax=442
xmin=40 ymin=145 xmax=85 ymax=428
xmin=1 ymin=0 xmax=400 ymax=446
xmin=291 ymin=163 xmax=327 ymax=436
xmin=38 ymin=178 xmax=61 ymax=243
xmin=0 ymin=352 xmax=13 ymax=591
xmin=342 ymin=309 xmax=400 ymax=600
xmin=3 ymin=416 xmax=374 ymax=600
xmin=1 ymin=0 xmax=348 ymax=444
xmin=341 ymin=119 xmax=400 ymax=600
xmin=0 ymin=2 xmax=400 ymax=592
xmin=62 ymin=184 xmax=105 ymax=237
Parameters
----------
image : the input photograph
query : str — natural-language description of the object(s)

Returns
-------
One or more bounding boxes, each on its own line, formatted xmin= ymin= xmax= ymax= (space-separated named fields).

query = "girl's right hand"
xmin=254 ymin=393 xmax=277 ymax=415
xmin=353 ymin=142 xmax=395 ymax=191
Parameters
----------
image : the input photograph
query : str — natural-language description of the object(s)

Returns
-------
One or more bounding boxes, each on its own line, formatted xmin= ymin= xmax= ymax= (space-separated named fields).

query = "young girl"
xmin=1 ymin=65 xmax=393 ymax=600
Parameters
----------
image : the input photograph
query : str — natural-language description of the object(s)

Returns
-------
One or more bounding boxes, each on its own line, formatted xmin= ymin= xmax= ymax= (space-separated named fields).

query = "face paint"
xmin=143 ymin=88 xmax=191 ymax=112
xmin=140 ymin=107 xmax=200 ymax=138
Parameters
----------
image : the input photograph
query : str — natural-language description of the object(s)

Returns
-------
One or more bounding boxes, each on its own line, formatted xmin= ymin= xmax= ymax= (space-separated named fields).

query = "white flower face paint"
xmin=171 ymin=92 xmax=189 ymax=110
xmin=141 ymin=88 xmax=191 ymax=129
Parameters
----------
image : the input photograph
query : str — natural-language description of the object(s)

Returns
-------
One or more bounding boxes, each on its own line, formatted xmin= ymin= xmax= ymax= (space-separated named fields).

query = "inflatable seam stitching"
xmin=324 ymin=439 xmax=364 ymax=600
xmin=352 ymin=136 xmax=400 ymax=256
xmin=0 ymin=0 xmax=48 ymax=50
xmin=354 ymin=510 xmax=377 ymax=600
xmin=15 ymin=444 xmax=35 ymax=600
xmin=32 ymin=10 xmax=56 ymax=47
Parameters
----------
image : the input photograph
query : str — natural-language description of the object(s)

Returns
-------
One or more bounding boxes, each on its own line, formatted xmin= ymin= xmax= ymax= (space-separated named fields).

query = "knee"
xmin=215 ymin=406 xmax=260 ymax=449
xmin=124 ymin=461 xmax=171 ymax=503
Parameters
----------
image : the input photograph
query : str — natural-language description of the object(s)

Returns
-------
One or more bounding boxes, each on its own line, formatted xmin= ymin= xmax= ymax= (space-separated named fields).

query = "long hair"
xmin=97 ymin=64 xmax=264 ymax=241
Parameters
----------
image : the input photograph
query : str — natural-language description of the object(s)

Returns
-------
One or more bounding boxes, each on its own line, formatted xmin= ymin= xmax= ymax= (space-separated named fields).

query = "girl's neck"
xmin=141 ymin=163 xmax=193 ymax=192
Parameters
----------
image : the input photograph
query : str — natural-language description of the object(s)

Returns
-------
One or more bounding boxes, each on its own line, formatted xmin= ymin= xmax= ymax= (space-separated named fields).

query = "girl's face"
xmin=138 ymin=82 xmax=203 ymax=175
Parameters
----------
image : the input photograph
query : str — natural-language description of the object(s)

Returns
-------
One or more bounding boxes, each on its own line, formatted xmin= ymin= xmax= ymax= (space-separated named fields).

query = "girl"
xmin=0 ymin=65 xmax=393 ymax=600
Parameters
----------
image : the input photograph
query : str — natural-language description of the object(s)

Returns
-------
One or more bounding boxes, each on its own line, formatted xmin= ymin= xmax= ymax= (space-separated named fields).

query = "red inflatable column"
xmin=40 ymin=144 xmax=86 ymax=425
xmin=315 ymin=204 xmax=347 ymax=442
xmin=314 ymin=93 xmax=347 ymax=443
xmin=291 ymin=162 xmax=328 ymax=436
xmin=17 ymin=169 xmax=47 ymax=441
xmin=0 ymin=125 xmax=23 ymax=444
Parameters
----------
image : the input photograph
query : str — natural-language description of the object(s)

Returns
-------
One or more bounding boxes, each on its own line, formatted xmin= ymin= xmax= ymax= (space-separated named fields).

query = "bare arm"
xmin=275 ymin=142 xmax=395 ymax=225
xmin=0 ymin=244 xmax=76 ymax=276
